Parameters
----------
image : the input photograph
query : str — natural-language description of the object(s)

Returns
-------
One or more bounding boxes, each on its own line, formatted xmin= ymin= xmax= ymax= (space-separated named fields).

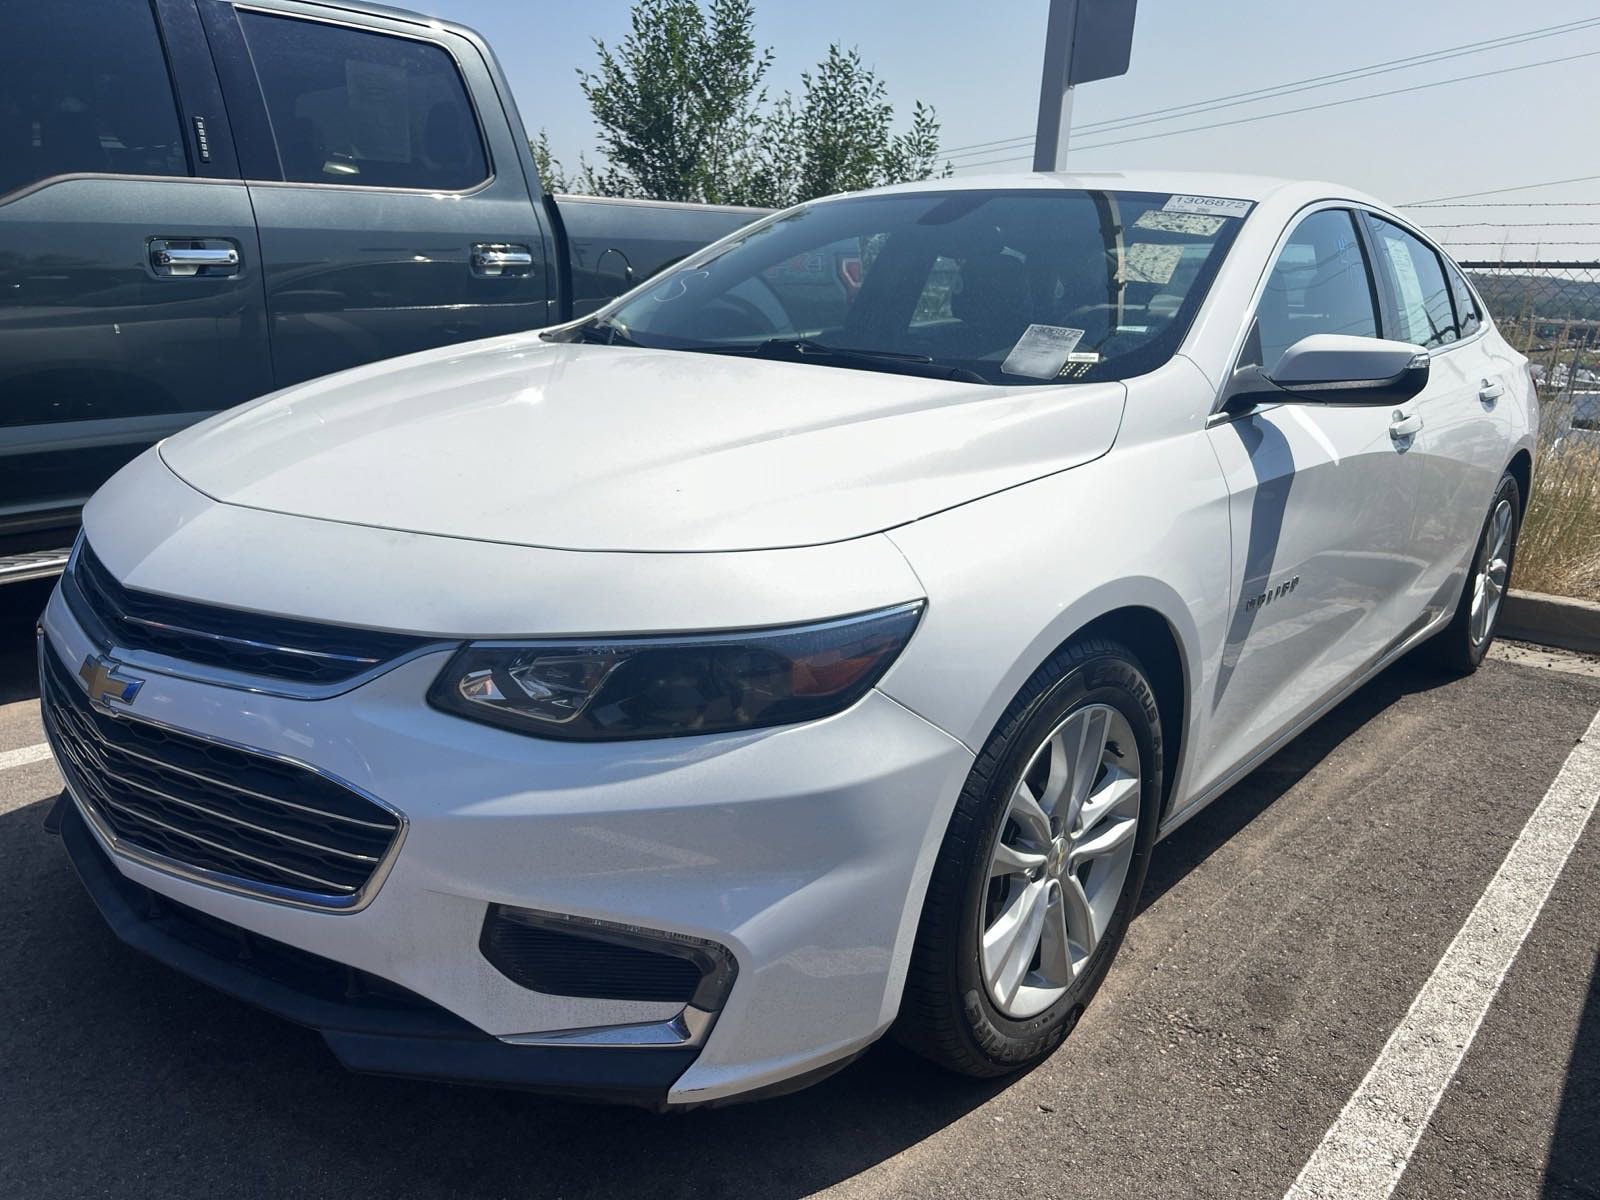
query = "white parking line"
xmin=1285 ymin=708 xmax=1600 ymax=1200
xmin=0 ymin=743 xmax=52 ymax=773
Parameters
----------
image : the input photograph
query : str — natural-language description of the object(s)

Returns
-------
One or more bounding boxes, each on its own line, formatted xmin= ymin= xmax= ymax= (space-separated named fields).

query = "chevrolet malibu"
xmin=40 ymin=171 xmax=1534 ymax=1108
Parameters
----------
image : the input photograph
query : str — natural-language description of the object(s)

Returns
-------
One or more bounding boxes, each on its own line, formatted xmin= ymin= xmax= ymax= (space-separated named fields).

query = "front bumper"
xmin=52 ymin=794 xmax=700 ymax=1107
xmin=41 ymin=583 xmax=973 ymax=1106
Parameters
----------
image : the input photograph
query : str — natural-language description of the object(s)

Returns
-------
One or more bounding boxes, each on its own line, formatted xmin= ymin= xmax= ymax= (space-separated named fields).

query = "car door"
xmin=0 ymin=0 xmax=272 ymax=545
xmin=1360 ymin=214 xmax=1509 ymax=622
xmin=1203 ymin=207 xmax=1427 ymax=776
xmin=199 ymin=1 xmax=552 ymax=388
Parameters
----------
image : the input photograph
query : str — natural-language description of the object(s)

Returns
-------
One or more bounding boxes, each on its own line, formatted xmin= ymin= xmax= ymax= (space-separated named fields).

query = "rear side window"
xmin=1365 ymin=216 xmax=1459 ymax=348
xmin=238 ymin=13 xmax=488 ymax=190
xmin=1247 ymin=209 xmax=1380 ymax=372
xmin=0 ymin=0 xmax=188 ymax=198
xmin=1446 ymin=262 xmax=1483 ymax=337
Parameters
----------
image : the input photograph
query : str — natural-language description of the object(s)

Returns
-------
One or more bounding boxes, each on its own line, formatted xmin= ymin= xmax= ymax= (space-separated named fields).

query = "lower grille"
xmin=41 ymin=639 xmax=403 ymax=907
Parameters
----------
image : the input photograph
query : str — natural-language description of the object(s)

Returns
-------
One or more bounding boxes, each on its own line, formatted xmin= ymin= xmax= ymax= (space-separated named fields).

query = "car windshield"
xmin=567 ymin=188 xmax=1251 ymax=385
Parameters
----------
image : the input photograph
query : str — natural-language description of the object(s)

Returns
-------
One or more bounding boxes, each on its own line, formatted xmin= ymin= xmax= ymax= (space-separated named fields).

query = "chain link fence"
xmin=1461 ymin=260 xmax=1600 ymax=597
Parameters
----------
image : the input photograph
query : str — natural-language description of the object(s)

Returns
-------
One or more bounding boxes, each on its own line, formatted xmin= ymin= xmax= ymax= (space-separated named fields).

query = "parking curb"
xmin=1501 ymin=590 xmax=1600 ymax=655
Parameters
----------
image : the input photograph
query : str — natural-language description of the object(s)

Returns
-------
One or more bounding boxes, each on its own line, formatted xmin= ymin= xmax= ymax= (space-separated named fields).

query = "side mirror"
xmin=1223 ymin=334 xmax=1430 ymax=414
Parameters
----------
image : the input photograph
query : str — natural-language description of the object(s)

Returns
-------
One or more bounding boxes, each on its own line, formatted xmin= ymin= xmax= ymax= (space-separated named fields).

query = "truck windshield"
xmin=573 ymin=188 xmax=1250 ymax=385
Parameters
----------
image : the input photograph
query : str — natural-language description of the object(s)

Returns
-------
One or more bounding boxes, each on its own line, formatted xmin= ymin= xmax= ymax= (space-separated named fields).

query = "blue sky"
xmin=438 ymin=0 xmax=1600 ymax=258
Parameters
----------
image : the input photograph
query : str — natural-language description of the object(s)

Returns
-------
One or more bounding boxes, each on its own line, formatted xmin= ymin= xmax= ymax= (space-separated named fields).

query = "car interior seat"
xmin=949 ymin=253 xmax=1033 ymax=358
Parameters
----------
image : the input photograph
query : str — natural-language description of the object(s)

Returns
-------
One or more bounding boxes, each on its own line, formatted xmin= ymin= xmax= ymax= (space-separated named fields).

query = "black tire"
xmin=1429 ymin=471 xmax=1522 ymax=676
xmin=894 ymin=636 xmax=1164 ymax=1077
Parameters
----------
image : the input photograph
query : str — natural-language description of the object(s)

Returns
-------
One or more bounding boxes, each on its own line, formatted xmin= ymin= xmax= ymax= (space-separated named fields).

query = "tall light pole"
xmin=1032 ymin=0 xmax=1139 ymax=172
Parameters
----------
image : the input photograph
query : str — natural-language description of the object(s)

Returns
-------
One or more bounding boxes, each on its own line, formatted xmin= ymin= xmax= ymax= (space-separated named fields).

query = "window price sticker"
xmin=1162 ymin=194 xmax=1251 ymax=219
xmin=1001 ymin=325 xmax=1085 ymax=379
xmin=1134 ymin=210 xmax=1226 ymax=237
xmin=1124 ymin=243 xmax=1185 ymax=285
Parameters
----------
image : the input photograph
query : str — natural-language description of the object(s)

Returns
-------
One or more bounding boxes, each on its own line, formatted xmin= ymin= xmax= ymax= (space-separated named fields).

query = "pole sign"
xmin=1033 ymin=0 xmax=1138 ymax=171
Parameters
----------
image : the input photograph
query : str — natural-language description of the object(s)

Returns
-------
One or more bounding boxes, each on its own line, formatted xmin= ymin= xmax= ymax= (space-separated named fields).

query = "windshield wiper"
xmin=705 ymin=338 xmax=988 ymax=383
xmin=761 ymin=338 xmax=934 ymax=364
xmin=544 ymin=317 xmax=644 ymax=348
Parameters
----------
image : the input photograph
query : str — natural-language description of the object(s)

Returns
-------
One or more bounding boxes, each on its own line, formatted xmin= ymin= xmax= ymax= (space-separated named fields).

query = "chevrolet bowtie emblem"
xmin=78 ymin=654 xmax=144 ymax=711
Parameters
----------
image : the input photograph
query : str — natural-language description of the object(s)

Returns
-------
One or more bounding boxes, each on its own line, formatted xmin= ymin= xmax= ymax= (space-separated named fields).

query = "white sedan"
xmin=39 ymin=171 xmax=1535 ymax=1108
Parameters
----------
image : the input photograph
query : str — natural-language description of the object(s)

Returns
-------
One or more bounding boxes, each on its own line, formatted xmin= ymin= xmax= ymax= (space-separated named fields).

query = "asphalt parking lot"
xmin=1 ymin=576 xmax=1595 ymax=1200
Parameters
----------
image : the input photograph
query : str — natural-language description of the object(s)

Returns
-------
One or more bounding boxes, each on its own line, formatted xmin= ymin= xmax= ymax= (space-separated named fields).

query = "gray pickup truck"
xmin=0 ymin=0 xmax=761 ymax=581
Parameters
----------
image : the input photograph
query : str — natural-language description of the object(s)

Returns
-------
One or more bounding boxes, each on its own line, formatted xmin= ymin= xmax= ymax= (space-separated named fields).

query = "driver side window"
xmin=1244 ymin=209 xmax=1381 ymax=372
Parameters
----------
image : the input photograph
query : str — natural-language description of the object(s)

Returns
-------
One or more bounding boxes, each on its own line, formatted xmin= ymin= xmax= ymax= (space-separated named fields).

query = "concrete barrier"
xmin=1501 ymin=590 xmax=1600 ymax=655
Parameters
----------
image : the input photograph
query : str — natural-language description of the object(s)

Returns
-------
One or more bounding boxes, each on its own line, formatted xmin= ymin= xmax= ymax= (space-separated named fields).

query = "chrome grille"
xmin=41 ymin=640 xmax=403 ymax=907
xmin=64 ymin=541 xmax=433 ymax=686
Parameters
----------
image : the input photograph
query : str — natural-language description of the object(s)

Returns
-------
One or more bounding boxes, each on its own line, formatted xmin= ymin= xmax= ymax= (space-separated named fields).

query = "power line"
xmin=1420 ymin=220 xmax=1600 ymax=228
xmin=1403 ymin=175 xmax=1600 ymax=205
xmin=940 ymin=17 xmax=1600 ymax=160
xmin=950 ymin=48 xmax=1600 ymax=172
xmin=1405 ymin=201 xmax=1600 ymax=208
xmin=1437 ymin=241 xmax=1600 ymax=246
xmin=942 ymin=17 xmax=1600 ymax=155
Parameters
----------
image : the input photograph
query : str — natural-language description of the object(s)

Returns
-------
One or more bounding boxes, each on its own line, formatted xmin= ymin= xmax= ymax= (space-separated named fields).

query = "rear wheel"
xmin=895 ymin=637 xmax=1163 ymax=1076
xmin=1431 ymin=471 xmax=1522 ymax=675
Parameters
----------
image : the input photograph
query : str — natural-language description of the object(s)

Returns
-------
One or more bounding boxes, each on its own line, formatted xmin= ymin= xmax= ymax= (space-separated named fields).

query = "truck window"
xmin=238 ymin=12 xmax=489 ymax=192
xmin=0 ymin=0 xmax=188 ymax=199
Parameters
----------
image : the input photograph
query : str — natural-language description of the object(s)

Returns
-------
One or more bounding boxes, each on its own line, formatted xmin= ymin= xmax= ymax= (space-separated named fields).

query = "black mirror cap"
xmin=1275 ymin=352 xmax=1430 ymax=406
xmin=1221 ymin=353 xmax=1430 ymax=415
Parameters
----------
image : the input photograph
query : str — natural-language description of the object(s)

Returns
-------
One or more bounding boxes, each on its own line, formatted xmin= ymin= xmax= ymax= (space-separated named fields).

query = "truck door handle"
xmin=149 ymin=240 xmax=239 ymax=277
xmin=1479 ymin=378 xmax=1504 ymax=405
xmin=472 ymin=243 xmax=534 ymax=277
xmin=1389 ymin=410 xmax=1423 ymax=442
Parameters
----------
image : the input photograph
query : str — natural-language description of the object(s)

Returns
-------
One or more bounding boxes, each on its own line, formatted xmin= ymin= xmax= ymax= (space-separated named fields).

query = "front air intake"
xmin=480 ymin=906 xmax=737 ymax=1009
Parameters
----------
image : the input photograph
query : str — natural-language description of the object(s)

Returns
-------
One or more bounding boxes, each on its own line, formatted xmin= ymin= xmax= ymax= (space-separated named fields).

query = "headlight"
xmin=427 ymin=602 xmax=923 ymax=740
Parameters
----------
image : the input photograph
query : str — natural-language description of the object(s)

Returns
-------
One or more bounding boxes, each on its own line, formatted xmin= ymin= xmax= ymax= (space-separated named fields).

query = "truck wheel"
xmin=1430 ymin=471 xmax=1522 ymax=676
xmin=895 ymin=637 xmax=1162 ymax=1076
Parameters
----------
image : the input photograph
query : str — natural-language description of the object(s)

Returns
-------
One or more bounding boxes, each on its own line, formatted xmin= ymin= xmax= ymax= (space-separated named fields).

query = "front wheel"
xmin=895 ymin=637 xmax=1163 ymax=1077
xmin=1430 ymin=470 xmax=1522 ymax=675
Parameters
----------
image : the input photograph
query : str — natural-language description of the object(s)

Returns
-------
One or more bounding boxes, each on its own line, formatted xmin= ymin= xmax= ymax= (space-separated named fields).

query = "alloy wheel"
xmin=1469 ymin=498 xmax=1514 ymax=647
xmin=979 ymin=703 xmax=1141 ymax=1020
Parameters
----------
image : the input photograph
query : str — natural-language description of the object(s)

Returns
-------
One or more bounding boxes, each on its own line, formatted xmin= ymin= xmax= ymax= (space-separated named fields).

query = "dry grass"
xmin=1513 ymin=401 xmax=1600 ymax=599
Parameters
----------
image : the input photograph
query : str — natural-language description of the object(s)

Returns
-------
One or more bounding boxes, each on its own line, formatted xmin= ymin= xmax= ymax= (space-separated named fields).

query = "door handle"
xmin=472 ymin=243 xmax=534 ymax=277
xmin=149 ymin=239 xmax=240 ymax=277
xmin=1479 ymin=378 xmax=1504 ymax=405
xmin=1389 ymin=410 xmax=1423 ymax=441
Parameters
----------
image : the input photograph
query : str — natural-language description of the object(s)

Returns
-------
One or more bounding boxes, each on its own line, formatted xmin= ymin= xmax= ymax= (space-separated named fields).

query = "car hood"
xmin=160 ymin=335 xmax=1127 ymax=552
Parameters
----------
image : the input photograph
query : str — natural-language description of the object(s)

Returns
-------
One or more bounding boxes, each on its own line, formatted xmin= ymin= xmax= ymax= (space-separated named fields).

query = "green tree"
xmin=577 ymin=0 xmax=771 ymax=203
xmin=562 ymin=0 xmax=947 ymax=206
xmin=529 ymin=130 xmax=570 ymax=194
xmin=793 ymin=48 xmax=947 ymax=205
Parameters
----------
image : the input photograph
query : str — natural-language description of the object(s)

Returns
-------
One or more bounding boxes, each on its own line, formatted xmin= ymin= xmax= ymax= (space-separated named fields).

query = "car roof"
xmin=860 ymin=170 xmax=1392 ymax=213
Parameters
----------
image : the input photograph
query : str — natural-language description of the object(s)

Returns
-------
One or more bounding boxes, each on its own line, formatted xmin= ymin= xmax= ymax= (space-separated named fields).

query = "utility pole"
xmin=1032 ymin=0 xmax=1139 ymax=172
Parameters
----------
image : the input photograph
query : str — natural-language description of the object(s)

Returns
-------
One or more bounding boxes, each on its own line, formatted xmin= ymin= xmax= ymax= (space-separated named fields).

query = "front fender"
xmin=877 ymin=427 xmax=1233 ymax=817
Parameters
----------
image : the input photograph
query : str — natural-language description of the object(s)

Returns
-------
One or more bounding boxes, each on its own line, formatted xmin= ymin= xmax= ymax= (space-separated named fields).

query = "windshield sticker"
xmin=1002 ymin=325 xmax=1085 ymax=379
xmin=1134 ymin=210 xmax=1227 ymax=237
xmin=1162 ymin=194 xmax=1251 ymax=219
xmin=1123 ymin=243 xmax=1185 ymax=286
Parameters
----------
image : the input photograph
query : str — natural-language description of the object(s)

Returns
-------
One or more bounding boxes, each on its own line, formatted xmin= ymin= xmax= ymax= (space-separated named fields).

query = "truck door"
xmin=0 ymin=0 xmax=272 ymax=546
xmin=200 ymin=1 xmax=554 ymax=388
